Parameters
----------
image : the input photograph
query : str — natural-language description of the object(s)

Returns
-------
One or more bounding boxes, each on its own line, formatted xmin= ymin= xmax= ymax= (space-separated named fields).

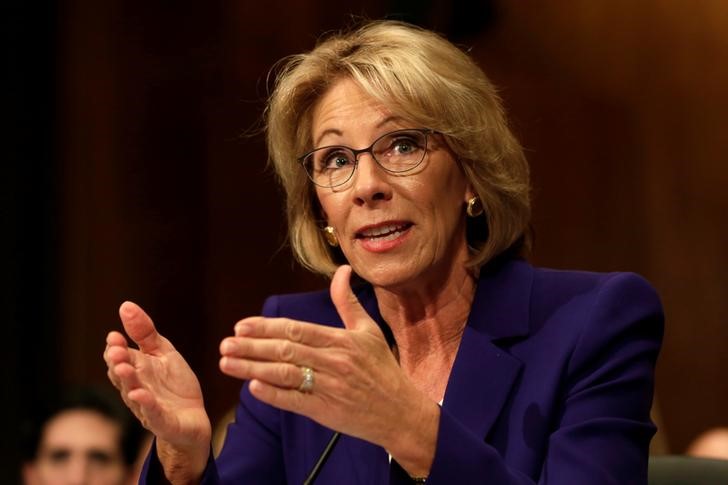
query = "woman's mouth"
xmin=356 ymin=222 xmax=412 ymax=240
xmin=354 ymin=222 xmax=413 ymax=251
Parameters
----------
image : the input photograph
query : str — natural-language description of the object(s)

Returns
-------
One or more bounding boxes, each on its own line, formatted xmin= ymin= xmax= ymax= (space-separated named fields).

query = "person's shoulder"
xmin=521 ymin=261 xmax=664 ymax=345
xmin=484 ymin=258 xmax=662 ymax=333
xmin=487 ymin=257 xmax=659 ymax=301
xmin=529 ymin=263 xmax=662 ymax=310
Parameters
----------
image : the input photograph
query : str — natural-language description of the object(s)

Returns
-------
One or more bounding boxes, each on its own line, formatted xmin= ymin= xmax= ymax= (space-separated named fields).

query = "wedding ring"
xmin=298 ymin=366 xmax=315 ymax=393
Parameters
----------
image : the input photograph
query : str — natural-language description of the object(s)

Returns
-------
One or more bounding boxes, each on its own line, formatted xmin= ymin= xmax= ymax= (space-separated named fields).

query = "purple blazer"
xmin=144 ymin=258 xmax=663 ymax=484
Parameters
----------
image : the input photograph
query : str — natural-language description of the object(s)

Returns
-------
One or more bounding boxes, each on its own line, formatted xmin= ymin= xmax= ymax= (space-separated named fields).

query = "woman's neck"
xmin=373 ymin=265 xmax=477 ymax=390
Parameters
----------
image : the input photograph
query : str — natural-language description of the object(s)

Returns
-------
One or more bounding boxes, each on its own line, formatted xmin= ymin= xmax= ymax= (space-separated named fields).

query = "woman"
xmin=104 ymin=21 xmax=663 ymax=484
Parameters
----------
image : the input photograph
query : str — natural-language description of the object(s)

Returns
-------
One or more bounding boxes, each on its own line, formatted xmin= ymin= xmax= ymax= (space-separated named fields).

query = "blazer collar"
xmin=356 ymin=257 xmax=534 ymax=439
xmin=468 ymin=257 xmax=532 ymax=340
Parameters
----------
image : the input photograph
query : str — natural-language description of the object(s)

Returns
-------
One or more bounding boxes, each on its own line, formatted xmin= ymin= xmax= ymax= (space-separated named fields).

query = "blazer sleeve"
xmin=426 ymin=272 xmax=664 ymax=484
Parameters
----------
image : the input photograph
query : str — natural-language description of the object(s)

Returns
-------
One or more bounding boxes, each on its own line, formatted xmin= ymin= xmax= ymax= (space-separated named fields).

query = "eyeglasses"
xmin=298 ymin=128 xmax=435 ymax=188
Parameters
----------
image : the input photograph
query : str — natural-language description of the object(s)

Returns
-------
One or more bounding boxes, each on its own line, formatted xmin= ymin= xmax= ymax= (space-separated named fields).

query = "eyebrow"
xmin=46 ymin=449 xmax=71 ymax=461
xmin=312 ymin=116 xmax=406 ymax=148
xmin=42 ymin=446 xmax=119 ymax=461
xmin=87 ymin=449 xmax=116 ymax=463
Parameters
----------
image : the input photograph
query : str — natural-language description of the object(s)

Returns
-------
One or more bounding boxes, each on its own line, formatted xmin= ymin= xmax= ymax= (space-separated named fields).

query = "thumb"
xmin=119 ymin=301 xmax=171 ymax=355
xmin=330 ymin=265 xmax=373 ymax=331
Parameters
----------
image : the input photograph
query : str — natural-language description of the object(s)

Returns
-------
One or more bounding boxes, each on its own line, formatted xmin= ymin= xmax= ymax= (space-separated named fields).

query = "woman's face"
xmin=311 ymin=78 xmax=473 ymax=290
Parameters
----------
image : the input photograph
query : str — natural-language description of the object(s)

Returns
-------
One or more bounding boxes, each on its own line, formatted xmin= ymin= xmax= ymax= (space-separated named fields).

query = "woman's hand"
xmin=218 ymin=265 xmax=440 ymax=477
xmin=104 ymin=302 xmax=211 ymax=484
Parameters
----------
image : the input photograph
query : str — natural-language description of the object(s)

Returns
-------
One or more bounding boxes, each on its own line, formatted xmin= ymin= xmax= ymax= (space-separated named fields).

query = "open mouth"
xmin=355 ymin=222 xmax=413 ymax=242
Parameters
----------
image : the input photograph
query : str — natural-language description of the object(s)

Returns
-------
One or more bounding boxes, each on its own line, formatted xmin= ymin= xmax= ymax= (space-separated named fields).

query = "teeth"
xmin=360 ymin=224 xmax=407 ymax=238
xmin=374 ymin=230 xmax=405 ymax=242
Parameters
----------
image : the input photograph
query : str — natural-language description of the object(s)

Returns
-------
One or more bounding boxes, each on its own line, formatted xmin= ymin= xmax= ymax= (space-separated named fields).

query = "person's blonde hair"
xmin=266 ymin=20 xmax=531 ymax=277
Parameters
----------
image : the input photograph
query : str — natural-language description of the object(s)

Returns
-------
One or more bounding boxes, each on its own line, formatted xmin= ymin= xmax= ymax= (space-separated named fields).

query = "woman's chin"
xmin=350 ymin=260 xmax=423 ymax=291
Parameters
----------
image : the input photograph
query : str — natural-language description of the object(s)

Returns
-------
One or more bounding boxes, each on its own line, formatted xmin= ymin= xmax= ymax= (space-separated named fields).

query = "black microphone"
xmin=302 ymin=431 xmax=341 ymax=485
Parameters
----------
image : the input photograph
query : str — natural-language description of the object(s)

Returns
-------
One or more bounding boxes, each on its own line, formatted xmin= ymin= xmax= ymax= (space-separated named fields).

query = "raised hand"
xmin=104 ymin=301 xmax=211 ymax=483
xmin=218 ymin=265 xmax=439 ymax=476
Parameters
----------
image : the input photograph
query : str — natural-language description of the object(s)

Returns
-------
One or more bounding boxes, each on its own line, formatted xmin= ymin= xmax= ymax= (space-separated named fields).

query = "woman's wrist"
xmin=385 ymin=395 xmax=440 ymax=478
xmin=156 ymin=437 xmax=211 ymax=485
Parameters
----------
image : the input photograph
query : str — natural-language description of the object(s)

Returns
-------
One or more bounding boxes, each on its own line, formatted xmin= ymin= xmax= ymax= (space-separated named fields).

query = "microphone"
xmin=302 ymin=431 xmax=341 ymax=485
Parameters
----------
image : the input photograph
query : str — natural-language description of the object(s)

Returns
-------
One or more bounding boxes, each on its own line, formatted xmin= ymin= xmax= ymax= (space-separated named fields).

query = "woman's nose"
xmin=350 ymin=153 xmax=393 ymax=206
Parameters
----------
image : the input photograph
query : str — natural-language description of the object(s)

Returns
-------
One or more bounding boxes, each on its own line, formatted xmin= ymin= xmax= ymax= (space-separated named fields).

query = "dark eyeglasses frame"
xmin=298 ymin=128 xmax=437 ymax=188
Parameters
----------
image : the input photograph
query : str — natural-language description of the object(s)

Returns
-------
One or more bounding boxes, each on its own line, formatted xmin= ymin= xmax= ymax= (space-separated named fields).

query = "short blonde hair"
xmin=266 ymin=20 xmax=531 ymax=277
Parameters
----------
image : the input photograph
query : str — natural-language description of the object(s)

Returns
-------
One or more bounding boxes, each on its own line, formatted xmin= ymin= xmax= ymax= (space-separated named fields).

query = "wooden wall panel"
xmin=53 ymin=0 xmax=388 ymax=433
xmin=46 ymin=0 xmax=727 ymax=458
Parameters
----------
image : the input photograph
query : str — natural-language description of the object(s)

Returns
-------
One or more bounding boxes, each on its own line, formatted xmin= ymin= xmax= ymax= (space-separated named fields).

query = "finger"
xmin=106 ymin=331 xmax=129 ymax=348
xmin=330 ymin=265 xmax=373 ymax=331
xmin=104 ymin=331 xmax=127 ymax=362
xmin=126 ymin=388 xmax=169 ymax=432
xmin=119 ymin=301 xmax=172 ymax=355
xmin=234 ymin=317 xmax=340 ymax=348
xmin=248 ymin=379 xmax=309 ymax=414
xmin=107 ymin=357 xmax=147 ymax=411
xmin=106 ymin=358 xmax=134 ymax=396
xmin=103 ymin=333 xmax=142 ymax=405
xmin=105 ymin=330 xmax=135 ymax=357
xmin=104 ymin=334 xmax=128 ymax=376
xmin=105 ymin=334 xmax=144 ymax=370
xmin=220 ymin=336 xmax=321 ymax=365
xmin=106 ymin=346 xmax=137 ymax=371
xmin=114 ymin=361 xmax=145 ymax=391
xmin=107 ymin=363 xmax=124 ymax=390
xmin=219 ymin=357 xmax=320 ymax=390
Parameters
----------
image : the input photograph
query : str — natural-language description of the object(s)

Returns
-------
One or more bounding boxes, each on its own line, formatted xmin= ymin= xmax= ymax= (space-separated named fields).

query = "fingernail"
xmin=221 ymin=339 xmax=234 ymax=354
xmin=235 ymin=322 xmax=251 ymax=336
xmin=119 ymin=301 xmax=136 ymax=318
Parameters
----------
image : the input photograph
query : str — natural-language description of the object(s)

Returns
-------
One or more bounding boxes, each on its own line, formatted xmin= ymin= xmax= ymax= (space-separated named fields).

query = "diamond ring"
xmin=298 ymin=366 xmax=315 ymax=393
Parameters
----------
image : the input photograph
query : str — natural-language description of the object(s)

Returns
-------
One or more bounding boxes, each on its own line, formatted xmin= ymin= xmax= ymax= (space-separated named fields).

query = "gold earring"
xmin=323 ymin=226 xmax=339 ymax=247
xmin=466 ymin=196 xmax=484 ymax=217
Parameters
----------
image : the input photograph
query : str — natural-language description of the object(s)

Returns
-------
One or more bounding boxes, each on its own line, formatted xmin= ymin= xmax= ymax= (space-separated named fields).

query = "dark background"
xmin=6 ymin=1 xmax=728 ymax=481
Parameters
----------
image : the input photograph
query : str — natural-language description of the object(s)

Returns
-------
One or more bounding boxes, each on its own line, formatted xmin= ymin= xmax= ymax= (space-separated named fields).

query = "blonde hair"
xmin=266 ymin=20 xmax=531 ymax=277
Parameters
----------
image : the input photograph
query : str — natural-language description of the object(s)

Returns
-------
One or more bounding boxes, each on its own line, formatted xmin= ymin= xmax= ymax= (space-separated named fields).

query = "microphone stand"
xmin=302 ymin=431 xmax=341 ymax=485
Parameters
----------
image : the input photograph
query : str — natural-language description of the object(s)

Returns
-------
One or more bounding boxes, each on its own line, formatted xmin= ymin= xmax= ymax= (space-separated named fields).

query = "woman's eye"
xmin=391 ymin=137 xmax=420 ymax=155
xmin=321 ymin=151 xmax=352 ymax=170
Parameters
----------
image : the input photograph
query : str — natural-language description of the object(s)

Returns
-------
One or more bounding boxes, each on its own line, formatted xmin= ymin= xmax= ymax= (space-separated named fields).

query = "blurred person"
xmin=104 ymin=20 xmax=663 ymax=484
xmin=22 ymin=387 xmax=145 ymax=485
xmin=687 ymin=427 xmax=728 ymax=460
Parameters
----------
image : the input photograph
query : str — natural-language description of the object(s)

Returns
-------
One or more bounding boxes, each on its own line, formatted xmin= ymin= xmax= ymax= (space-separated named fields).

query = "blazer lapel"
xmin=355 ymin=258 xmax=533 ymax=440
xmin=442 ymin=259 xmax=533 ymax=439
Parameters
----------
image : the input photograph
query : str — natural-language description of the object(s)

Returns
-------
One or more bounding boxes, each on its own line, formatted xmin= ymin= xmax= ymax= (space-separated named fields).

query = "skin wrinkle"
xmin=311 ymin=115 xmax=407 ymax=149
xmin=278 ymin=340 xmax=295 ymax=362
xmin=285 ymin=320 xmax=304 ymax=343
